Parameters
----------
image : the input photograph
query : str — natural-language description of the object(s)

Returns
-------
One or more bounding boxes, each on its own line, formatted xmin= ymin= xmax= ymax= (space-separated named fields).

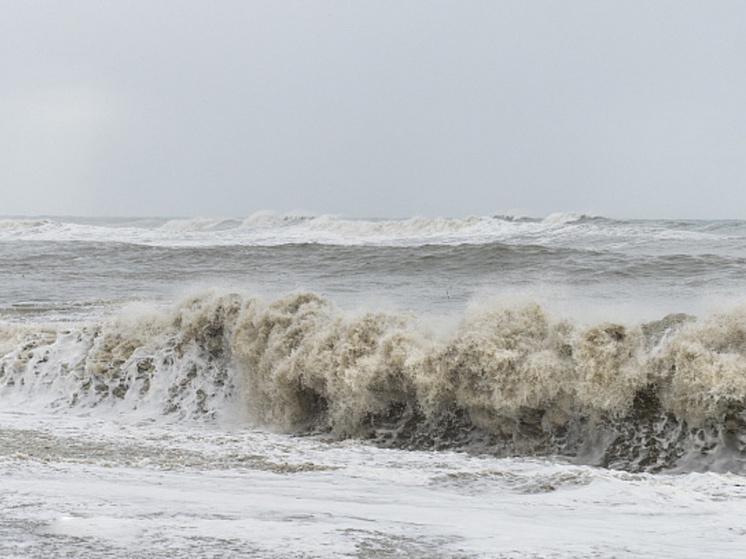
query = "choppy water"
xmin=3 ymin=213 xmax=746 ymax=557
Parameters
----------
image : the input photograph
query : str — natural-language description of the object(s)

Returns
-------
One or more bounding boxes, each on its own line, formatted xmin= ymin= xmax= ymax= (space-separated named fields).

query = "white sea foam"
xmin=1 ymin=408 xmax=746 ymax=558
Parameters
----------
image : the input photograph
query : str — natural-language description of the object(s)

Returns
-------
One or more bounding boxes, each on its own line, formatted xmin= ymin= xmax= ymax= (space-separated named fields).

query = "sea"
xmin=2 ymin=213 xmax=746 ymax=558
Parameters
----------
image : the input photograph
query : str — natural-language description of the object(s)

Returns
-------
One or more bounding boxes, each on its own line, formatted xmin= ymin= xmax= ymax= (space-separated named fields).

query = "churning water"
xmin=3 ymin=213 xmax=746 ymax=557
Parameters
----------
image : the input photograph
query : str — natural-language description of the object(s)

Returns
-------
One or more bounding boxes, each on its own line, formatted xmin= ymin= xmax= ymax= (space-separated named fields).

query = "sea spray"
xmin=2 ymin=290 xmax=746 ymax=472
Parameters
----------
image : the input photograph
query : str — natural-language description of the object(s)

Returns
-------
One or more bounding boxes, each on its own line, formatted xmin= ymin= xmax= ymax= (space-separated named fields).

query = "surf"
xmin=2 ymin=289 xmax=746 ymax=473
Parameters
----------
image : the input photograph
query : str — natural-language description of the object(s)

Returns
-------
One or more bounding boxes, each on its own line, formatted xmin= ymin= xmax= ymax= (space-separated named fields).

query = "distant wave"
xmin=0 ymin=218 xmax=53 ymax=230
xmin=239 ymin=212 xmax=497 ymax=237
xmin=1 ymin=214 xmax=735 ymax=250
xmin=240 ymin=211 xmax=314 ymax=229
xmin=492 ymin=214 xmax=539 ymax=223
xmin=160 ymin=217 xmax=241 ymax=231
xmin=307 ymin=215 xmax=487 ymax=237
xmin=542 ymin=213 xmax=605 ymax=225
xmin=3 ymin=290 xmax=746 ymax=473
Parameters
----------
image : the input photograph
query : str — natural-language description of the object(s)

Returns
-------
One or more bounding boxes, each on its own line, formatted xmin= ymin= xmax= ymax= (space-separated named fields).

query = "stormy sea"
xmin=2 ymin=213 xmax=746 ymax=558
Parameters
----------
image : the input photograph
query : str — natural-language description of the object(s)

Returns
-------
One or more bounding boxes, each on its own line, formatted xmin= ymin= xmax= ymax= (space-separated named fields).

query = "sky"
xmin=1 ymin=1 xmax=745 ymax=219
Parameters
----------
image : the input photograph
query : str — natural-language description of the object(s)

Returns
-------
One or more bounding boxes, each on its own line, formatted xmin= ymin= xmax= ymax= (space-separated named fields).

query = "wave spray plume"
xmin=3 ymin=291 xmax=746 ymax=472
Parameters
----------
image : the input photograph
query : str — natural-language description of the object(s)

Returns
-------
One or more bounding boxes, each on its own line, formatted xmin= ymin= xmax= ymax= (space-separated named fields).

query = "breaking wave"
xmin=0 ymin=219 xmax=54 ymax=231
xmin=542 ymin=213 xmax=593 ymax=225
xmin=0 ymin=215 xmax=735 ymax=253
xmin=160 ymin=217 xmax=241 ymax=231
xmin=3 ymin=290 xmax=746 ymax=473
xmin=307 ymin=215 xmax=487 ymax=238
xmin=240 ymin=211 xmax=314 ymax=229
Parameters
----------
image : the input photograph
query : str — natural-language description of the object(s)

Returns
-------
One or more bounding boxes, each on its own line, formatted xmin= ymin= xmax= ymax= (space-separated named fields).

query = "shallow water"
xmin=3 ymin=408 xmax=746 ymax=559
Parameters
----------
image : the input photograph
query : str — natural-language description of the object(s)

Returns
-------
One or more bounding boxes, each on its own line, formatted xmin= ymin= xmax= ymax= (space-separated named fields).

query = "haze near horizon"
xmin=1 ymin=1 xmax=744 ymax=219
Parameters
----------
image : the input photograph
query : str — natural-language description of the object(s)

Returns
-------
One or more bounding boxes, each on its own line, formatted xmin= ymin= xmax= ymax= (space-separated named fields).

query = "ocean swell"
xmin=2 ymin=291 xmax=746 ymax=473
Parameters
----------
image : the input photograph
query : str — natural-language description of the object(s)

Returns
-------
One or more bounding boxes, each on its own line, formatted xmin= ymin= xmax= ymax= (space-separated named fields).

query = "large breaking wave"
xmin=3 ymin=290 xmax=746 ymax=474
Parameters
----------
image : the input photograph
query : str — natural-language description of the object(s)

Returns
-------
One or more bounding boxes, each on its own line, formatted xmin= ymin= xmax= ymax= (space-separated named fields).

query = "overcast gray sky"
xmin=1 ymin=1 xmax=745 ymax=218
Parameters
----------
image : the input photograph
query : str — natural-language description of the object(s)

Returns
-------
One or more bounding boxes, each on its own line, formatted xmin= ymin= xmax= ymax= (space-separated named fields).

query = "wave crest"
xmin=308 ymin=215 xmax=485 ymax=238
xmin=542 ymin=213 xmax=598 ymax=225
xmin=240 ymin=211 xmax=314 ymax=229
xmin=4 ymin=291 xmax=746 ymax=472
xmin=0 ymin=219 xmax=53 ymax=230
xmin=160 ymin=217 xmax=238 ymax=231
